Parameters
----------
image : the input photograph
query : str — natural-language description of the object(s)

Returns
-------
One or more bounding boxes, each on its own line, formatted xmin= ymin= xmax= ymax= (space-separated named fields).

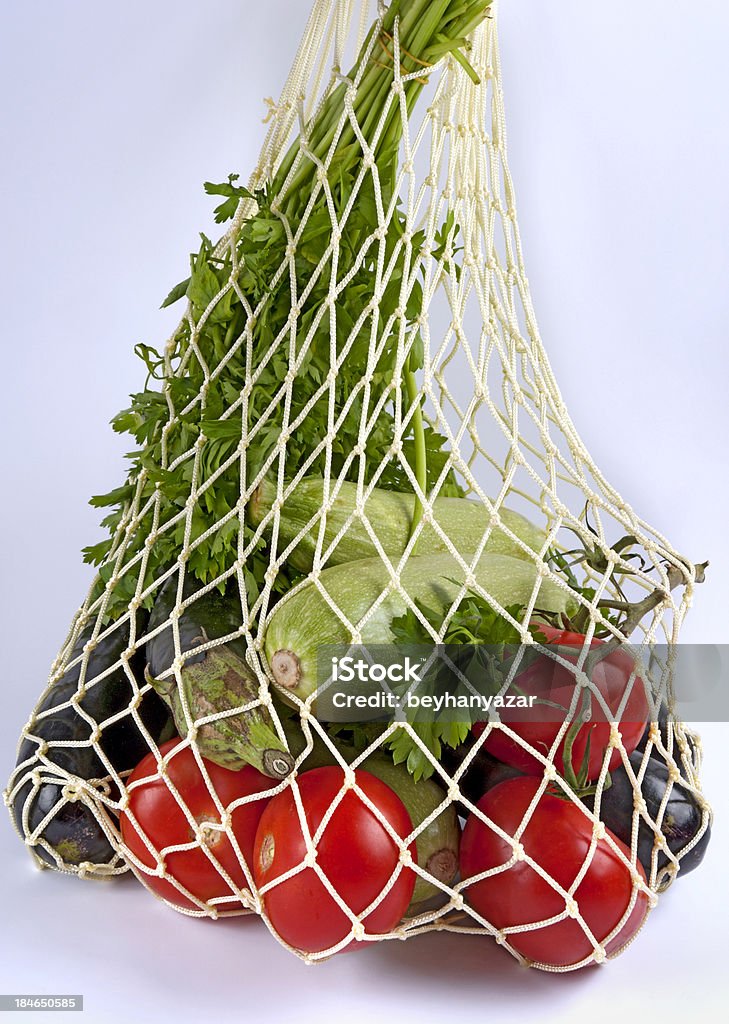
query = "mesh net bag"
xmin=5 ymin=0 xmax=713 ymax=971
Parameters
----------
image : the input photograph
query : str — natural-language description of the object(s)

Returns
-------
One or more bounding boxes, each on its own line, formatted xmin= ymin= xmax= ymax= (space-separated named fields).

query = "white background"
xmin=1 ymin=2 xmax=727 ymax=1022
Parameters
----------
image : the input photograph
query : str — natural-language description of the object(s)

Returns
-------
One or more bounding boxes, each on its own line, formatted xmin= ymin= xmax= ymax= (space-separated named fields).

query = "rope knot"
xmin=262 ymin=97 xmax=282 ymax=124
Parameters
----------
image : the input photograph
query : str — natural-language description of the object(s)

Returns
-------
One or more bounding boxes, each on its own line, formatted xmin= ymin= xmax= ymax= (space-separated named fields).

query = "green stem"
xmin=272 ymin=0 xmax=492 ymax=217
xmin=450 ymin=46 xmax=481 ymax=85
xmin=405 ymin=358 xmax=427 ymax=542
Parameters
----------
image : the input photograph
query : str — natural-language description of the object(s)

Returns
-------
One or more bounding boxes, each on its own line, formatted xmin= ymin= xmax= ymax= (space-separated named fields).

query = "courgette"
xmin=145 ymin=578 xmax=294 ymax=780
xmin=251 ymin=476 xmax=546 ymax=572
xmin=264 ymin=551 xmax=576 ymax=705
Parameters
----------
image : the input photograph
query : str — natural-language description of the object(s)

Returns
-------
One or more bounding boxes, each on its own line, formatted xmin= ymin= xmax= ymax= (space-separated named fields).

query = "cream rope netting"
xmin=5 ymin=0 xmax=712 ymax=971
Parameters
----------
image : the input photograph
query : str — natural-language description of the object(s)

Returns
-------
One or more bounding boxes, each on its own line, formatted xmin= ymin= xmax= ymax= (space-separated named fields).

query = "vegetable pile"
xmin=6 ymin=0 xmax=712 ymax=973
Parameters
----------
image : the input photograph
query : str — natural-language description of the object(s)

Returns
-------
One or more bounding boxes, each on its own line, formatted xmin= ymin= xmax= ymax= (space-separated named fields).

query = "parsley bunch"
xmin=83 ymin=0 xmax=493 ymax=623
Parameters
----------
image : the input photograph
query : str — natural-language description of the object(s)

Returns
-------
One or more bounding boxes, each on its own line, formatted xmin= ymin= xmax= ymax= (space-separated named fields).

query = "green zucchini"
xmin=283 ymin=720 xmax=460 ymax=913
xmin=250 ymin=476 xmax=546 ymax=572
xmin=264 ymin=551 xmax=576 ymax=704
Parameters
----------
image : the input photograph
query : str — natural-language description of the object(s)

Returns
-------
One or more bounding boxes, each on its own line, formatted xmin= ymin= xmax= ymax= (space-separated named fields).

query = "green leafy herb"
xmin=83 ymin=0 xmax=493 ymax=623
xmin=203 ymin=174 xmax=254 ymax=224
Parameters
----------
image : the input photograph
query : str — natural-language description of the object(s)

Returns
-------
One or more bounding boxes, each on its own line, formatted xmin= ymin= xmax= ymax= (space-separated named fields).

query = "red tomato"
xmin=120 ymin=739 xmax=273 ymax=911
xmin=460 ymin=777 xmax=649 ymax=967
xmin=253 ymin=766 xmax=416 ymax=954
xmin=477 ymin=626 xmax=648 ymax=781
